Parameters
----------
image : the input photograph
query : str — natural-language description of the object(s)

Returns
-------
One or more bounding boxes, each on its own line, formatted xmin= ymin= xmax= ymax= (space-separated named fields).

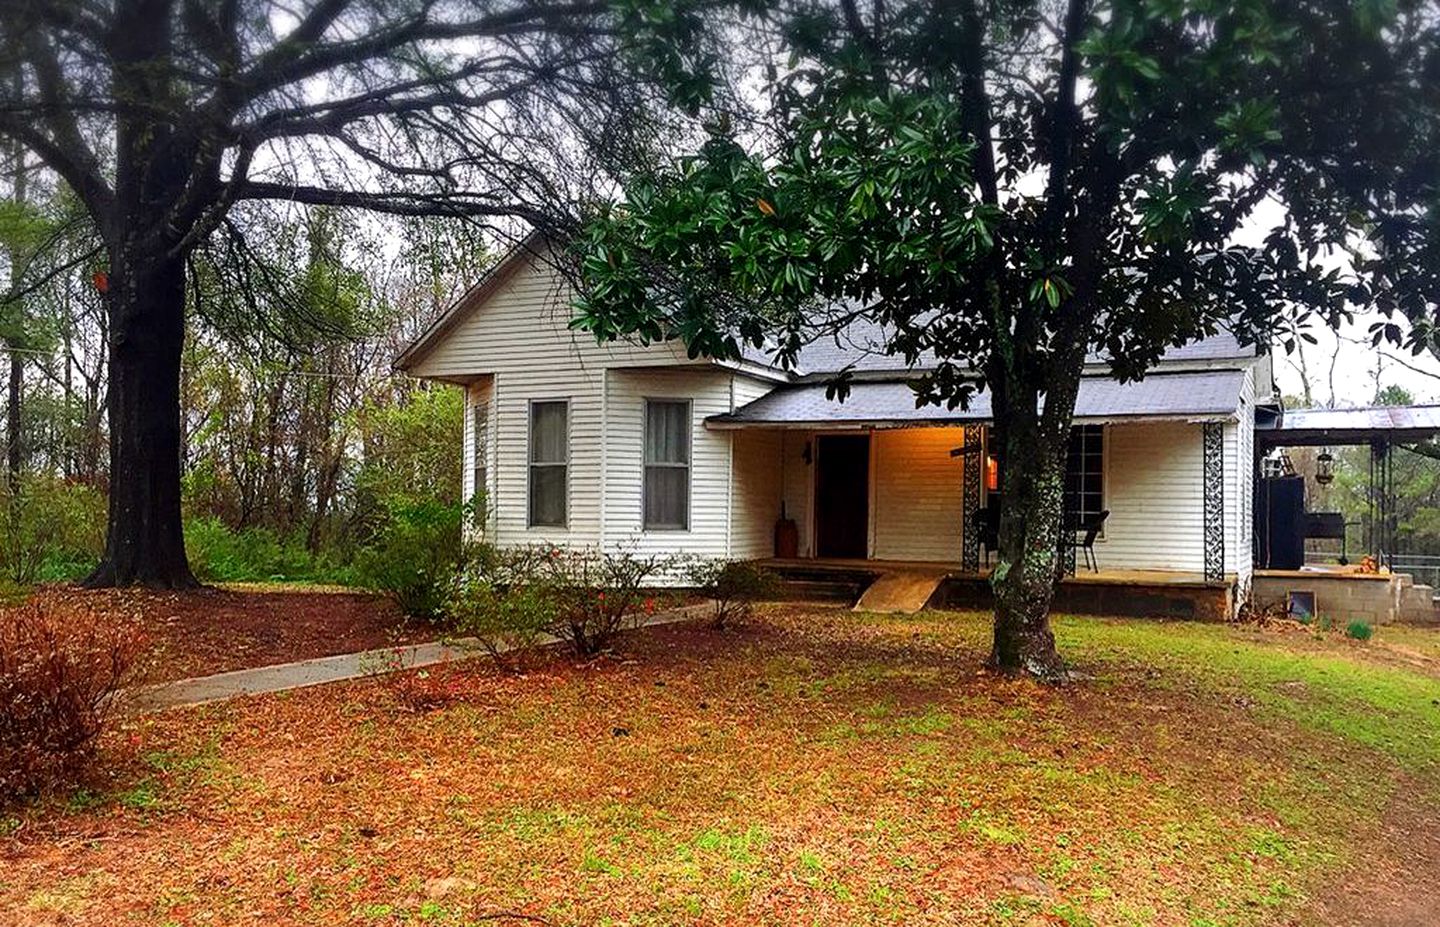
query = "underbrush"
xmin=0 ymin=597 xmax=146 ymax=802
xmin=183 ymin=516 xmax=353 ymax=585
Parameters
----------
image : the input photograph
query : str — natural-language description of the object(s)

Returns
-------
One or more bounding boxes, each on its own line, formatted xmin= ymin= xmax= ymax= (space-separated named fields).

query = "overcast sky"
xmin=1270 ymin=316 xmax=1440 ymax=408
xmin=1231 ymin=198 xmax=1440 ymax=409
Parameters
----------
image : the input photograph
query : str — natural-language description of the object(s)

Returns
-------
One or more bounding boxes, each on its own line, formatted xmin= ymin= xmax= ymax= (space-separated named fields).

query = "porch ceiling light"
xmin=1316 ymin=450 xmax=1335 ymax=485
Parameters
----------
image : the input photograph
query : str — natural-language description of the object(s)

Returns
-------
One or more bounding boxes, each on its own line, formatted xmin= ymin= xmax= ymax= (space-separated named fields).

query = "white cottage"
xmin=397 ymin=239 xmax=1276 ymax=616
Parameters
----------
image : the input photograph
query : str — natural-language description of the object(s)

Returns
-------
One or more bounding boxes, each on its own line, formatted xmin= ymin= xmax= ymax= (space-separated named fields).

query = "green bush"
xmin=354 ymin=496 xmax=469 ymax=619
xmin=0 ymin=477 xmax=105 ymax=584
xmin=445 ymin=546 xmax=561 ymax=671
xmin=686 ymin=558 xmax=781 ymax=629
xmin=1345 ymin=620 xmax=1374 ymax=641
xmin=183 ymin=517 xmax=342 ymax=584
xmin=540 ymin=546 xmax=676 ymax=655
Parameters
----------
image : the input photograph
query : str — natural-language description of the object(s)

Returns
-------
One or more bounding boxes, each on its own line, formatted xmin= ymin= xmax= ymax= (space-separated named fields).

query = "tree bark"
xmin=84 ymin=251 xmax=197 ymax=588
xmin=988 ymin=408 xmax=1069 ymax=680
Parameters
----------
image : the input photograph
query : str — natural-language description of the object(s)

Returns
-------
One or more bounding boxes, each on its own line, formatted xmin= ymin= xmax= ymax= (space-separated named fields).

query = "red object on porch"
xmin=985 ymin=454 xmax=999 ymax=491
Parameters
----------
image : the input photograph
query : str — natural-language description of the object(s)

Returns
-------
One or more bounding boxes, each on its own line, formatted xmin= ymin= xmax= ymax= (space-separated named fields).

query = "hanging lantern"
xmin=985 ymin=454 xmax=999 ymax=492
xmin=1316 ymin=450 xmax=1335 ymax=485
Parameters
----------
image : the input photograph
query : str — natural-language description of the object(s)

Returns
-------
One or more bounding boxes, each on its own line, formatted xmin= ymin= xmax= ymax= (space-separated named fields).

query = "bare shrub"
xmin=686 ymin=559 xmax=782 ymax=629
xmin=0 ymin=598 xmax=147 ymax=801
xmin=540 ymin=547 xmax=675 ymax=656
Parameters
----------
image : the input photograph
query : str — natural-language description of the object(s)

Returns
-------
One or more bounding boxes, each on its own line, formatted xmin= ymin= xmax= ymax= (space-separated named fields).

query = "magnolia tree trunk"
xmin=84 ymin=250 xmax=197 ymax=588
xmin=988 ymin=416 xmax=1068 ymax=679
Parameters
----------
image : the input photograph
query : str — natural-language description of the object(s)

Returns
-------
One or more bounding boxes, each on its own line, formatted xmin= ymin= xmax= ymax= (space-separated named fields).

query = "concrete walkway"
xmin=128 ymin=603 xmax=713 ymax=712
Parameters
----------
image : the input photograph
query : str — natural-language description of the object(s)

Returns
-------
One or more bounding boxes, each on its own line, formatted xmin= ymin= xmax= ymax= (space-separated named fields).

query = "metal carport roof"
xmin=1256 ymin=405 xmax=1440 ymax=446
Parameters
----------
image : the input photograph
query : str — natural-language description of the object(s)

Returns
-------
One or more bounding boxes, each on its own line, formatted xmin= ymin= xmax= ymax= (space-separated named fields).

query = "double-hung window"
xmin=643 ymin=399 xmax=690 ymax=530
xmin=528 ymin=400 xmax=568 ymax=527
xmin=1064 ymin=424 xmax=1105 ymax=529
xmin=471 ymin=398 xmax=488 ymax=504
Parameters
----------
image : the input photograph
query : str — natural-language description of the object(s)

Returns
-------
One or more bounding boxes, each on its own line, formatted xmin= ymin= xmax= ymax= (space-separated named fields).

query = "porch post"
xmin=961 ymin=423 xmax=982 ymax=572
xmin=1202 ymin=422 xmax=1225 ymax=582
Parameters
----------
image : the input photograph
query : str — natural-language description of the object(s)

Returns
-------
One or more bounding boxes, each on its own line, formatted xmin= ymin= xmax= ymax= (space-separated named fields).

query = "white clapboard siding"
xmin=1232 ymin=368 xmax=1256 ymax=592
xmin=413 ymin=253 xmax=703 ymax=552
xmin=602 ymin=366 xmax=735 ymax=560
xmin=728 ymin=376 xmax=784 ymax=559
xmin=871 ymin=427 xmax=965 ymax=561
xmin=1102 ymin=421 xmax=1207 ymax=573
xmin=780 ymin=430 xmax=814 ymax=557
xmin=731 ymin=429 xmax=784 ymax=558
xmin=408 ymin=252 xmax=700 ymax=379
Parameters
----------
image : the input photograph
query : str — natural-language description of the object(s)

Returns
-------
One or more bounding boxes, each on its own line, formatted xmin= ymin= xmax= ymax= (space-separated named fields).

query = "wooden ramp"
xmin=853 ymin=567 xmax=951 ymax=614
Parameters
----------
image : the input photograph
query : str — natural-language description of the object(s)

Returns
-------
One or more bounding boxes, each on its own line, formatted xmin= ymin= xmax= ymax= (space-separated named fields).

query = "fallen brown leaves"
xmin=0 ymin=604 xmax=1434 ymax=926
xmin=23 ymin=584 xmax=434 ymax=684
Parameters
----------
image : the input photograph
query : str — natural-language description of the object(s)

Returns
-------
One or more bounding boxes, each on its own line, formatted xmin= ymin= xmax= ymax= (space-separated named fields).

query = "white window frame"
xmin=471 ymin=396 xmax=489 ymax=504
xmin=642 ymin=398 xmax=692 ymax=532
xmin=527 ymin=398 xmax=569 ymax=529
xmin=1065 ymin=423 xmax=1107 ymax=537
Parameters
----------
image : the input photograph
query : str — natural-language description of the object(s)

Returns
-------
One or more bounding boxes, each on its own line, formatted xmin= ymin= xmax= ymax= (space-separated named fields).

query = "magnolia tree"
xmin=574 ymin=0 xmax=1440 ymax=677
xmin=0 ymin=0 xmax=720 ymax=586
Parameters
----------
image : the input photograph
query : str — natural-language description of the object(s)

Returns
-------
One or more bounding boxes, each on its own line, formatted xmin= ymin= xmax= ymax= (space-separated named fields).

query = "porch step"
xmin=766 ymin=566 xmax=877 ymax=605
xmin=853 ymin=568 xmax=952 ymax=614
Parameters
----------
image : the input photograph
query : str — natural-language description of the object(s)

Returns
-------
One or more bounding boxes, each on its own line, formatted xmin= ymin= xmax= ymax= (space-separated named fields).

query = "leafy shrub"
xmin=446 ymin=545 xmax=674 ymax=658
xmin=0 ymin=477 xmax=105 ymax=584
xmin=183 ymin=516 xmax=337 ymax=583
xmin=687 ymin=558 xmax=781 ymax=629
xmin=0 ymin=598 xmax=146 ymax=801
xmin=445 ymin=546 xmax=560 ymax=671
xmin=1346 ymin=620 xmax=1374 ymax=641
xmin=354 ymin=496 xmax=469 ymax=619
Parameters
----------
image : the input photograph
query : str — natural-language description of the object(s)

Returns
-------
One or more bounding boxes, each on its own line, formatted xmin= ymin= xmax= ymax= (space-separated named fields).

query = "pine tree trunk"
xmin=988 ymin=413 xmax=1068 ymax=679
xmin=84 ymin=250 xmax=197 ymax=588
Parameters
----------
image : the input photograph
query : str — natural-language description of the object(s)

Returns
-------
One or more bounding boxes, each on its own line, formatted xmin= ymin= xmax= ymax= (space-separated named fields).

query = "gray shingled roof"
xmin=707 ymin=370 xmax=1247 ymax=428
xmin=737 ymin=316 xmax=1255 ymax=378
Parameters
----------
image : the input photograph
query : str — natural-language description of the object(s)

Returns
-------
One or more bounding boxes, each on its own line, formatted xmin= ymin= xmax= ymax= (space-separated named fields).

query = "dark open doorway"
xmin=815 ymin=433 xmax=870 ymax=559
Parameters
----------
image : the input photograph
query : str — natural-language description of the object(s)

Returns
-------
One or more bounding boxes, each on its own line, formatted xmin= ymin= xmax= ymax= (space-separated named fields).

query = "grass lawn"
xmin=3 ymin=604 xmax=1439 ymax=926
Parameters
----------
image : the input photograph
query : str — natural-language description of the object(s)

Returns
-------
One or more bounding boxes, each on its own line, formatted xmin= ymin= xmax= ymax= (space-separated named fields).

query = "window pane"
xmin=644 ymin=467 xmax=688 ymax=529
xmin=529 ymin=465 xmax=566 ymax=526
xmin=1064 ymin=425 xmax=1104 ymax=526
xmin=531 ymin=402 xmax=567 ymax=464
xmin=645 ymin=401 xmax=689 ymax=464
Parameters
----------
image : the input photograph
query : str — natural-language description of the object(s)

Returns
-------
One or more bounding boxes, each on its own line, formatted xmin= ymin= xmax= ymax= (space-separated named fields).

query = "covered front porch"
xmin=717 ymin=377 xmax=1247 ymax=575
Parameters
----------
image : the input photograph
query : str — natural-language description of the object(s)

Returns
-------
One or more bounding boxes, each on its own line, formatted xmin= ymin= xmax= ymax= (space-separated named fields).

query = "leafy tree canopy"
xmin=574 ymin=0 xmax=1440 ymax=676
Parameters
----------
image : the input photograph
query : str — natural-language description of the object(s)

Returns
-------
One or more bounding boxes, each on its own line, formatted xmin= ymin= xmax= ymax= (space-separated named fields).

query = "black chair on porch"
xmin=1069 ymin=509 xmax=1110 ymax=573
xmin=978 ymin=503 xmax=1001 ymax=566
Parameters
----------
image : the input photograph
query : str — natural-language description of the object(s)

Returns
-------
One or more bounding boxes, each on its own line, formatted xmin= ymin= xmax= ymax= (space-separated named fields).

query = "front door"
xmin=815 ymin=434 xmax=870 ymax=559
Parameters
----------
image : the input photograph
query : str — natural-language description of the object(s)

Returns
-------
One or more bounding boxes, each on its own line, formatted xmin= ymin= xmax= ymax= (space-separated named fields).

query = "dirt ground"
xmin=30 ymin=584 xmax=434 ymax=683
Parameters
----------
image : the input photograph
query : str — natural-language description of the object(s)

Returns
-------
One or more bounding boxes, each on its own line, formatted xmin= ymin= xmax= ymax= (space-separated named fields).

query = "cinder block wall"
xmin=1251 ymin=573 xmax=1400 ymax=625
